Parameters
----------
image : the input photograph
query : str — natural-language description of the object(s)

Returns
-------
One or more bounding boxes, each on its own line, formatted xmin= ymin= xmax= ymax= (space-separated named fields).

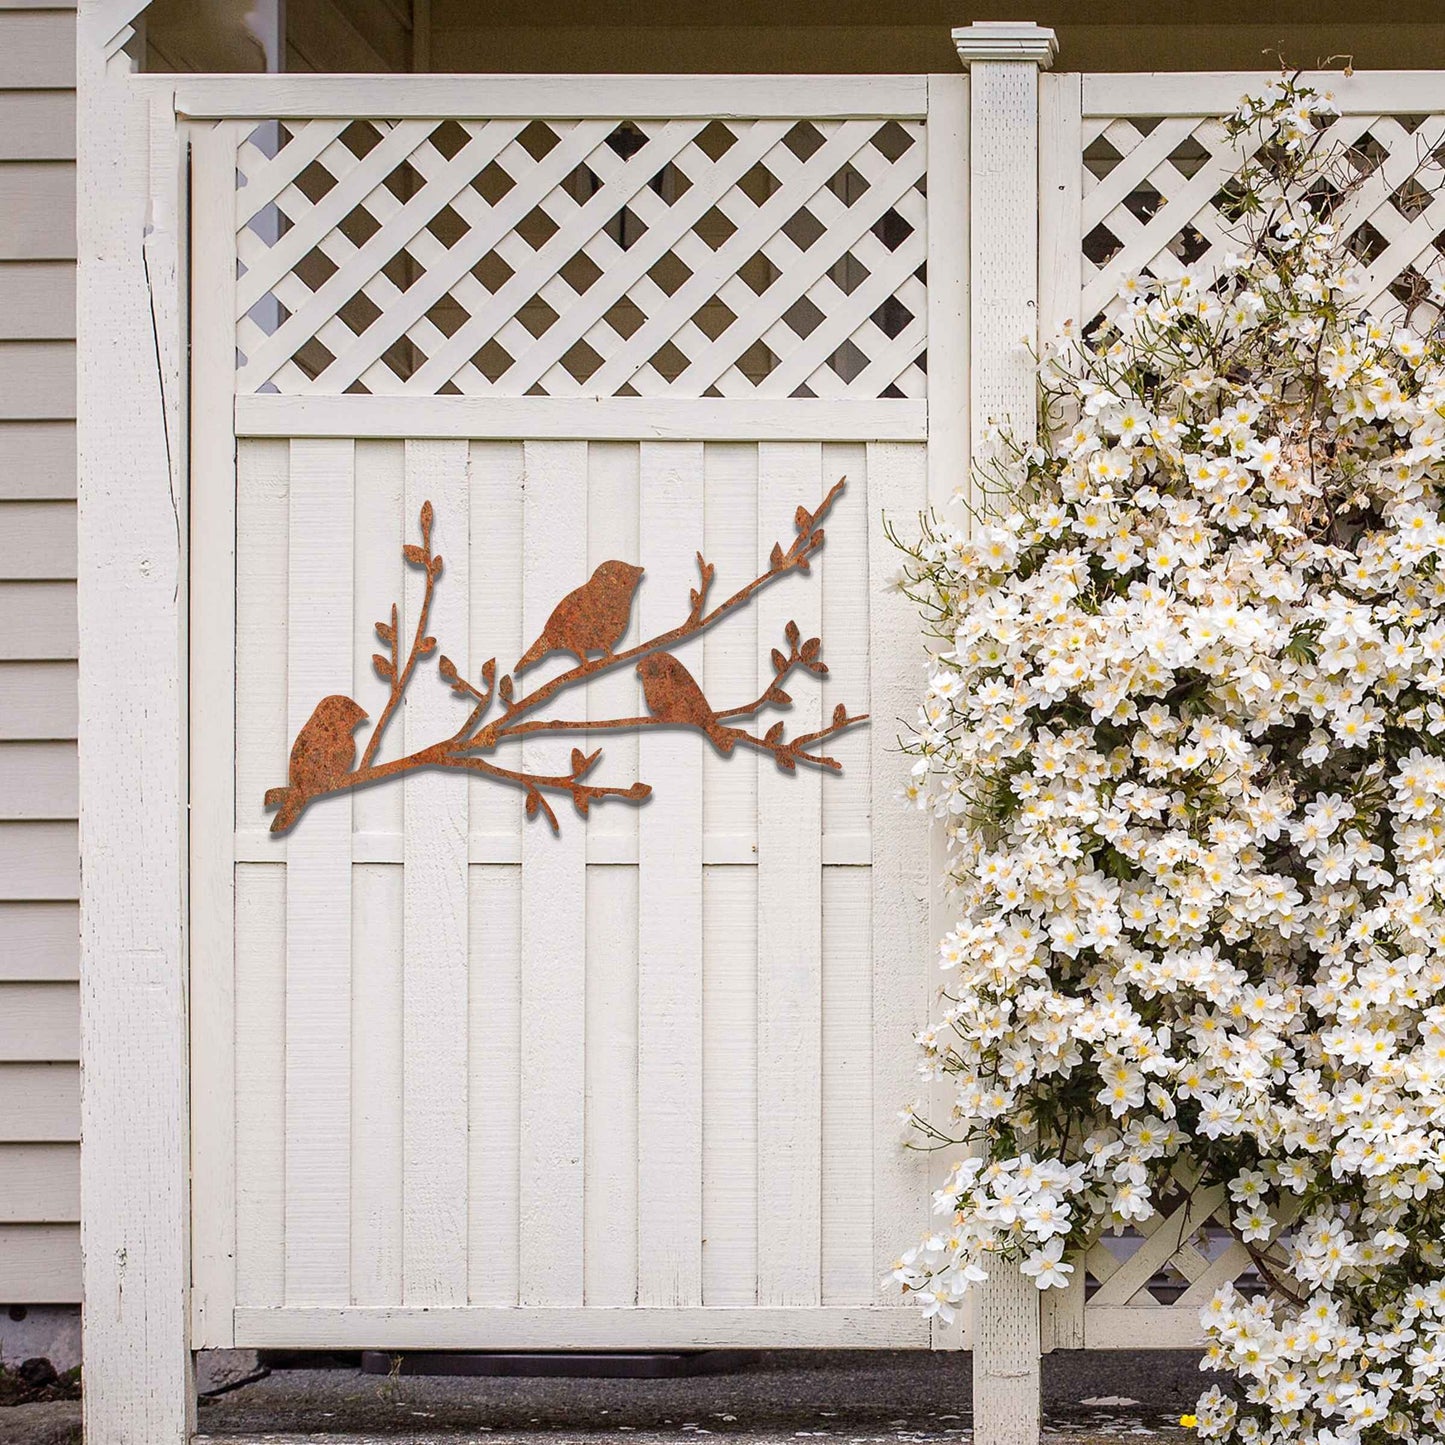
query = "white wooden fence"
xmin=185 ymin=74 xmax=964 ymax=1354
xmin=75 ymin=24 xmax=1445 ymax=1443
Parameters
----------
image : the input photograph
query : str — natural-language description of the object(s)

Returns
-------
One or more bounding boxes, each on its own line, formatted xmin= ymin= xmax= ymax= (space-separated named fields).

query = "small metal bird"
xmin=636 ymin=652 xmax=736 ymax=755
xmin=514 ymin=560 xmax=645 ymax=674
xmin=264 ymin=694 xmax=369 ymax=833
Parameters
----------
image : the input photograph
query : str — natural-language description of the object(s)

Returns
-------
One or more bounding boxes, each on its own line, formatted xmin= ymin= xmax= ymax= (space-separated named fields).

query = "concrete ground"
xmin=1 ymin=1349 xmax=1209 ymax=1444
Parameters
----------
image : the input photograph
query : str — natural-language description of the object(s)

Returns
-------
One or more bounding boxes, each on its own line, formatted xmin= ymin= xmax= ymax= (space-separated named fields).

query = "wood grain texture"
xmin=401 ymin=438 xmax=470 ymax=1307
xmin=636 ymin=441 xmax=704 ymax=1308
xmin=283 ymin=437 xmax=354 ymax=1305
xmin=517 ymin=439 xmax=586 ymax=1307
xmin=755 ymin=441 xmax=824 ymax=1308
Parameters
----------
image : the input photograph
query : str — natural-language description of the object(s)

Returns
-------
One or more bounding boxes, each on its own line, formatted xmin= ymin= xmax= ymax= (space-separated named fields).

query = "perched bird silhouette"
xmin=514 ymin=560 xmax=644 ymax=674
xmin=636 ymin=652 xmax=736 ymax=755
xmin=264 ymin=694 xmax=369 ymax=833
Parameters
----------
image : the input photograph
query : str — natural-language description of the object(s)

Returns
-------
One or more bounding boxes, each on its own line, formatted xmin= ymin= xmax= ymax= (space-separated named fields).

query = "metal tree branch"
xmin=264 ymin=479 xmax=867 ymax=835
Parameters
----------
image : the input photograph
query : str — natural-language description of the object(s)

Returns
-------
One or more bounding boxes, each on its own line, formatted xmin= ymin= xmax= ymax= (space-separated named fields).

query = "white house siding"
xmin=0 ymin=1 xmax=80 ymax=1304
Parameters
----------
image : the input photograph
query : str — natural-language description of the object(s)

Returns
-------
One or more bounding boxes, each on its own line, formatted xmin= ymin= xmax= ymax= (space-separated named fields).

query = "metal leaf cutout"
xmin=263 ymin=477 xmax=867 ymax=835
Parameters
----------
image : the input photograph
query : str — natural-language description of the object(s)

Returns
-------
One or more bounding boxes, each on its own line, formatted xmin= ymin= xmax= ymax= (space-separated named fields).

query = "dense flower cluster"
xmin=893 ymin=79 xmax=1445 ymax=1444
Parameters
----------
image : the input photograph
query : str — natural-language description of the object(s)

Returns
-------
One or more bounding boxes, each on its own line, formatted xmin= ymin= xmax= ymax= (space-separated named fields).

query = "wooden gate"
xmin=185 ymin=74 xmax=966 ymax=1351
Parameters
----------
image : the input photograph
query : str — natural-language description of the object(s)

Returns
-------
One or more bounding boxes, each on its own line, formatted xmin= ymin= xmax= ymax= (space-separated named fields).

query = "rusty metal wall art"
xmin=264 ymin=479 xmax=867 ymax=835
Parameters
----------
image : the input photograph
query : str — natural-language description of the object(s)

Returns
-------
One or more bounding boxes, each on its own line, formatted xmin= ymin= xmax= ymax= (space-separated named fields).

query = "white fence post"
xmin=951 ymin=19 xmax=1057 ymax=1445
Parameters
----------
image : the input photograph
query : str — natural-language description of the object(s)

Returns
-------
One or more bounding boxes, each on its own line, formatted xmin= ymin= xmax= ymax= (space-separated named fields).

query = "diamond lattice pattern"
xmin=1080 ymin=110 xmax=1445 ymax=331
xmin=234 ymin=116 xmax=928 ymax=399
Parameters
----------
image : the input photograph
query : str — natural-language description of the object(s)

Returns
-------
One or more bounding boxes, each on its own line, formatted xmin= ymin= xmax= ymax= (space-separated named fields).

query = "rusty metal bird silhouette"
xmin=264 ymin=694 xmax=369 ymax=833
xmin=514 ymin=559 xmax=645 ymax=674
xmin=636 ymin=652 xmax=737 ymax=755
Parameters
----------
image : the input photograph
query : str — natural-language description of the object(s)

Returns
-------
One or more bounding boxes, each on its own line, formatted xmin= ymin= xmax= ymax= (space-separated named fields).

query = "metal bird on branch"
xmin=263 ymin=477 xmax=866 ymax=835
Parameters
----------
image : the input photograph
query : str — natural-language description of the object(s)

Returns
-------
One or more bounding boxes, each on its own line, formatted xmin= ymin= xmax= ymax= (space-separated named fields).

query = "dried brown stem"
xmin=265 ymin=480 xmax=860 ymax=835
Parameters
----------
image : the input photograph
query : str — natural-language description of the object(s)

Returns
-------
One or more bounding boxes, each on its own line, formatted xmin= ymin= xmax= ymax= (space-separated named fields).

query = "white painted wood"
xmin=231 ymin=1304 xmax=934 ymax=1350
xmin=756 ymin=441 xmax=823 ymax=1308
xmin=234 ymin=864 xmax=286 ymax=1309
xmin=349 ymin=444 xmax=404 ymax=1309
xmin=0 ymin=662 xmax=77 ymax=739
xmin=468 ymin=863 xmax=522 ymax=1306
xmin=1081 ymin=69 xmax=1445 ymax=119
xmin=189 ymin=118 xmax=243 ymax=1348
xmin=0 ymin=981 xmax=77 ymax=1059
xmin=401 ymin=437 xmax=470 ymax=1307
xmin=0 ymin=501 xmax=76 ymax=577
xmin=0 ymin=583 xmax=75 ymax=658
xmin=0 ymin=1222 xmax=79 ymax=1301
xmin=0 ymin=1062 xmax=77 ymax=1139
xmin=350 ymin=862 xmax=403 ymax=1305
xmin=171 ymin=73 xmax=930 ymax=120
xmin=1039 ymin=72 xmax=1084 ymax=345
xmin=283 ymin=436 xmax=354 ymax=1306
xmin=0 ymin=741 xmax=76 ymax=818
xmin=701 ymin=866 xmax=758 ymax=1305
xmin=582 ymin=863 xmax=638 ymax=1306
xmin=0 ymin=421 xmax=75 ymax=498
xmin=636 ymin=441 xmax=705 ymax=1308
xmin=235 ymin=395 xmax=928 ymax=443
xmin=863 ymin=442 xmax=933 ymax=1317
xmin=0 ymin=165 xmax=75 ymax=261
xmin=517 ymin=438 xmax=586 ymax=1308
xmin=0 ymin=820 xmax=76 ymax=896
xmin=954 ymin=20 xmax=1051 ymax=1433
xmin=0 ymin=901 xmax=78 ymax=980
xmin=0 ymin=1143 xmax=78 ymax=1222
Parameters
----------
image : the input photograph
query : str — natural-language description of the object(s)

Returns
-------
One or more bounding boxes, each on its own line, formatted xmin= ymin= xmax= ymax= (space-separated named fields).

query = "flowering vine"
xmin=892 ymin=77 xmax=1445 ymax=1444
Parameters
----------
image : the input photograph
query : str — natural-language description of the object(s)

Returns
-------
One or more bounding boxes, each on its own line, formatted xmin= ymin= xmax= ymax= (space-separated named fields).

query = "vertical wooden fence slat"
xmin=284 ymin=436 xmax=355 ymax=1304
xmin=402 ymin=438 xmax=471 ymax=1305
xmin=518 ymin=438 xmax=587 ymax=1307
xmin=955 ymin=20 xmax=1056 ymax=1436
xmin=233 ymin=439 xmax=290 ymax=1307
xmin=350 ymin=442 xmax=404 ymax=1305
xmin=582 ymin=442 xmax=640 ymax=1307
xmin=637 ymin=440 xmax=705 ymax=1307
xmin=189 ymin=117 xmax=242 ymax=1346
xmin=468 ymin=441 xmax=525 ymax=1304
xmin=756 ymin=440 xmax=824 ymax=1307
xmin=700 ymin=442 xmax=759 ymax=1306
xmin=818 ymin=441 xmax=872 ymax=1307
xmin=864 ymin=441 xmax=932 ymax=1309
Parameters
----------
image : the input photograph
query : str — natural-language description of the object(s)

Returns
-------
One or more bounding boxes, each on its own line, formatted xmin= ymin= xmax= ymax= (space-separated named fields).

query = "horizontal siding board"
xmin=0 ymin=91 xmax=74 ymax=160
xmin=0 ymin=583 xmax=76 ymax=658
xmin=0 ymin=1143 xmax=77 ymax=1221
xmin=0 ymin=901 xmax=77 ymax=979
xmin=0 ymin=1222 xmax=80 ymax=1301
xmin=0 ymin=742 xmax=76 ymax=818
xmin=0 ymin=1062 xmax=77 ymax=1140
xmin=0 ymin=163 xmax=74 ymax=259
xmin=0 ymin=340 xmax=73 ymax=418
xmin=0 ymin=981 xmax=77 ymax=1060
xmin=0 ymin=502 xmax=75 ymax=577
xmin=0 ymin=12 xmax=73 ymax=88
xmin=0 ymin=821 xmax=77 ymax=897
xmin=0 ymin=262 xmax=75 ymax=338
xmin=0 ymin=661 xmax=76 ymax=739
xmin=0 ymin=421 xmax=74 ymax=497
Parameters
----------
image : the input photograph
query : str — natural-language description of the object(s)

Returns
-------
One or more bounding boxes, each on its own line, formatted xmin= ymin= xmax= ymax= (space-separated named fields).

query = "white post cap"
xmin=952 ymin=20 xmax=1058 ymax=69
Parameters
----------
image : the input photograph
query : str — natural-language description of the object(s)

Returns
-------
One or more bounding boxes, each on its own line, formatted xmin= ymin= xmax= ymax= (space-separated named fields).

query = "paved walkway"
xmin=4 ymin=1350 xmax=1207 ymax=1444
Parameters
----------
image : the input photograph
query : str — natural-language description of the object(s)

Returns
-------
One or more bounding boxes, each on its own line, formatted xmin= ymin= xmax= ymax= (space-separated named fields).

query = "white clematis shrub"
xmin=892 ymin=78 xmax=1445 ymax=1444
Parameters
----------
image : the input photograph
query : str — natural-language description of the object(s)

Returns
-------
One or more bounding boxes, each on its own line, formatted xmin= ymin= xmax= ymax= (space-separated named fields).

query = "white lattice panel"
xmin=1079 ymin=108 xmax=1445 ymax=328
xmin=233 ymin=116 xmax=927 ymax=400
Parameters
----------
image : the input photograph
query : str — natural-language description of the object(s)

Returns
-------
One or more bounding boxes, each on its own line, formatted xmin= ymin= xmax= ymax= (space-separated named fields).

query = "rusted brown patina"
xmin=264 ymin=479 xmax=866 ymax=835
